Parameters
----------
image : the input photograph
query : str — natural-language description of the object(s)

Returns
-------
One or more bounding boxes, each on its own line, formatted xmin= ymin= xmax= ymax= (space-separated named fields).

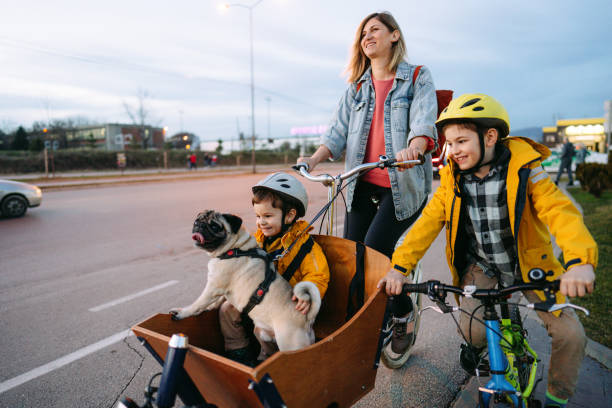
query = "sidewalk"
xmin=451 ymin=179 xmax=612 ymax=408
xmin=3 ymin=164 xmax=291 ymax=191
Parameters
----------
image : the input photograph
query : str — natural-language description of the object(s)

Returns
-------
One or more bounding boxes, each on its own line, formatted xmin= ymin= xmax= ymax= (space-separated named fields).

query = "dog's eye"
xmin=210 ymin=223 xmax=222 ymax=232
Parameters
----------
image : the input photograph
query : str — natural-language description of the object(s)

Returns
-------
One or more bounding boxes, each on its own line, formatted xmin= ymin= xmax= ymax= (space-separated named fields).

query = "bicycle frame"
xmin=500 ymin=316 xmax=538 ymax=399
xmin=480 ymin=312 xmax=525 ymax=407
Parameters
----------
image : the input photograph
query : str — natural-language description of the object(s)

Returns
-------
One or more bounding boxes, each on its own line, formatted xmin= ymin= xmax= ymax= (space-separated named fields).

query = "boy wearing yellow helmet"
xmin=377 ymin=94 xmax=597 ymax=407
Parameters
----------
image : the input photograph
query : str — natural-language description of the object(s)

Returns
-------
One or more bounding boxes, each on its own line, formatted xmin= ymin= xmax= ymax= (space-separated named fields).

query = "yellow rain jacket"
xmin=391 ymin=137 xmax=598 ymax=307
xmin=255 ymin=220 xmax=330 ymax=298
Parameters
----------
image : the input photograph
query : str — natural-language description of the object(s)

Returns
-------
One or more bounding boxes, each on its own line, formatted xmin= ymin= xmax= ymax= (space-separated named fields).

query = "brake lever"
xmin=548 ymin=302 xmax=590 ymax=316
xmin=527 ymin=302 xmax=590 ymax=316
xmin=420 ymin=305 xmax=459 ymax=315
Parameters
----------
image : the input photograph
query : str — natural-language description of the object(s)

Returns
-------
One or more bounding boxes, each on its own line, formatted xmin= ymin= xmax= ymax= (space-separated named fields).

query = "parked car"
xmin=0 ymin=180 xmax=42 ymax=218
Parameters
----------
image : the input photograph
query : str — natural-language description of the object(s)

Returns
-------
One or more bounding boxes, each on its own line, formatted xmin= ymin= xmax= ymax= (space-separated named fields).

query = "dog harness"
xmin=218 ymin=239 xmax=315 ymax=316
xmin=219 ymin=247 xmax=277 ymax=316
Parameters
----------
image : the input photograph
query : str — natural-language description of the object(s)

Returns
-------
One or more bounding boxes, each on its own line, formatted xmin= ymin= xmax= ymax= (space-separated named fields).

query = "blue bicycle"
xmin=403 ymin=268 xmax=589 ymax=408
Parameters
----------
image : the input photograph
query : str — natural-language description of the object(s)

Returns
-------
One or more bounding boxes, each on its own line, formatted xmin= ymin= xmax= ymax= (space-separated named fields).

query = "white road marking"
xmin=0 ymin=329 xmax=133 ymax=394
xmin=89 ymin=280 xmax=179 ymax=312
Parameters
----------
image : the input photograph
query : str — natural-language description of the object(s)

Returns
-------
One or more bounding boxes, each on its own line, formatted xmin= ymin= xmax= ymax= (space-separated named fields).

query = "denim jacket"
xmin=321 ymin=61 xmax=438 ymax=220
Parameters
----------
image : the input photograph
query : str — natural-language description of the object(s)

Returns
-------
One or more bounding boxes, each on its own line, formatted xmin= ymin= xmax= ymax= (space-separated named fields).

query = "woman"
xmin=297 ymin=12 xmax=438 ymax=364
xmin=297 ymin=11 xmax=438 ymax=259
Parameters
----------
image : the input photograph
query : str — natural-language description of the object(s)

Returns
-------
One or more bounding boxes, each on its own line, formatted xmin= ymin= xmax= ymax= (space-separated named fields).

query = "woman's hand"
xmin=377 ymin=269 xmax=412 ymax=295
xmin=292 ymin=295 xmax=311 ymax=314
xmin=295 ymin=156 xmax=318 ymax=173
xmin=559 ymin=264 xmax=595 ymax=297
xmin=297 ymin=145 xmax=332 ymax=173
xmin=395 ymin=136 xmax=428 ymax=171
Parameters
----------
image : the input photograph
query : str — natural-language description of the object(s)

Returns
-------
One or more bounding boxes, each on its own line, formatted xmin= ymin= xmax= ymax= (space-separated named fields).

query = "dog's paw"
xmin=169 ymin=308 xmax=185 ymax=320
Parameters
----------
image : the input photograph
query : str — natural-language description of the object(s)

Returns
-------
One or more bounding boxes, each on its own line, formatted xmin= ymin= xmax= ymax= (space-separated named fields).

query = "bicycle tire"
xmin=381 ymin=262 xmax=423 ymax=369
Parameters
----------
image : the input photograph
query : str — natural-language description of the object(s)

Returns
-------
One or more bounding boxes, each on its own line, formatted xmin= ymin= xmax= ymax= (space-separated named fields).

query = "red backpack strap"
xmin=356 ymin=81 xmax=362 ymax=92
xmin=412 ymin=65 xmax=423 ymax=87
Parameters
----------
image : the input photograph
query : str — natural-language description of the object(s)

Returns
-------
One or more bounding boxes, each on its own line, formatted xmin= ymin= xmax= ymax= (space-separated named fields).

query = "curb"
xmin=586 ymin=338 xmax=612 ymax=369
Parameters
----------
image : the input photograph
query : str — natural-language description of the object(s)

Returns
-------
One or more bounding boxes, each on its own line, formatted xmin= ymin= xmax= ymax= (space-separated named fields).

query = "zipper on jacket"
xmin=449 ymin=180 xmax=461 ymax=266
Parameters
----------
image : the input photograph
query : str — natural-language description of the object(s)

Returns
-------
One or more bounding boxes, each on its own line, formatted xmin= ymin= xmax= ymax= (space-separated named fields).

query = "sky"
xmin=1 ymin=0 xmax=611 ymax=142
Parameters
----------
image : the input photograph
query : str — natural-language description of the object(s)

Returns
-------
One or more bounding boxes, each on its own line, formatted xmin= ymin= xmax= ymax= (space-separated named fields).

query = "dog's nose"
xmin=192 ymin=233 xmax=205 ymax=244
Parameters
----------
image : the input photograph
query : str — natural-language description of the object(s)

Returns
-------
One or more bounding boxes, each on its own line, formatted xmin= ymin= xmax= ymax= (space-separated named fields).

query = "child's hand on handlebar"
xmin=395 ymin=136 xmax=428 ymax=171
xmin=377 ymin=269 xmax=412 ymax=296
xmin=559 ymin=264 xmax=595 ymax=297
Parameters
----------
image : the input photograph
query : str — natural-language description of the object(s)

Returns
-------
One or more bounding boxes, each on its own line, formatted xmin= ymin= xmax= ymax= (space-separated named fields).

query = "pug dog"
xmin=169 ymin=210 xmax=321 ymax=352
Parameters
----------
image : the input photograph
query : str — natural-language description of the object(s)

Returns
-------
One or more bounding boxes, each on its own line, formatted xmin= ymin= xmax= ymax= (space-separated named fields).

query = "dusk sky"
xmin=1 ymin=0 xmax=611 ymax=142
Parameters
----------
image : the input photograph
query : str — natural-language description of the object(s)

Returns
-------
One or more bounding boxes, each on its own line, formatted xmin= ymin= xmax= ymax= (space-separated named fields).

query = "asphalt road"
xmin=0 ymin=165 xmax=469 ymax=408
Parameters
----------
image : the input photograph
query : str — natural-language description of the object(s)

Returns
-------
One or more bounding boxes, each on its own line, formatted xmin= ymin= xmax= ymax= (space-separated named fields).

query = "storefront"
xmin=541 ymin=118 xmax=606 ymax=152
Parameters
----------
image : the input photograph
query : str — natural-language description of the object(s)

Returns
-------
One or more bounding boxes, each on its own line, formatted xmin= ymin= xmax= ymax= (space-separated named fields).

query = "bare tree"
xmin=123 ymin=88 xmax=157 ymax=149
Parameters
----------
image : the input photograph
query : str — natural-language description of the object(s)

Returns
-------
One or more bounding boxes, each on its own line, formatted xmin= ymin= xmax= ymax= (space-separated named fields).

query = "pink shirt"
xmin=362 ymin=78 xmax=394 ymax=187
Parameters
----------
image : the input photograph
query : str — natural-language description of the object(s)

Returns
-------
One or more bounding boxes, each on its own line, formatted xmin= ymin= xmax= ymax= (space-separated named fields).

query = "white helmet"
xmin=252 ymin=172 xmax=308 ymax=217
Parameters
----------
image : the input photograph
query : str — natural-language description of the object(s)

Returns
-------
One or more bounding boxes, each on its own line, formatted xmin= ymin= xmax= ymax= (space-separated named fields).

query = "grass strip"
xmin=567 ymin=188 xmax=612 ymax=348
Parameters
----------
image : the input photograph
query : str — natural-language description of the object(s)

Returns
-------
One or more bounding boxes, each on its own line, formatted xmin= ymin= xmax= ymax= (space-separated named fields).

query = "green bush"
xmin=577 ymin=163 xmax=609 ymax=198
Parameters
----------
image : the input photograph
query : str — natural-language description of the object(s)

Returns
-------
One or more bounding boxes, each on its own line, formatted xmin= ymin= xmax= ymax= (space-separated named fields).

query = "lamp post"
xmin=221 ymin=0 xmax=263 ymax=173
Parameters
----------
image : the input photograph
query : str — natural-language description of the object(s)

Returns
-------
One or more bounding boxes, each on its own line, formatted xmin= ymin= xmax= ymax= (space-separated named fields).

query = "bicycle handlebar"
xmin=293 ymin=154 xmax=425 ymax=184
xmin=402 ymin=274 xmax=588 ymax=316
xmin=402 ymin=279 xmax=560 ymax=300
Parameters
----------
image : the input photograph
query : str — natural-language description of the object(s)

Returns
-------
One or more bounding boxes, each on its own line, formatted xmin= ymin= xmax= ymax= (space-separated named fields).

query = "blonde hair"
xmin=345 ymin=11 xmax=407 ymax=83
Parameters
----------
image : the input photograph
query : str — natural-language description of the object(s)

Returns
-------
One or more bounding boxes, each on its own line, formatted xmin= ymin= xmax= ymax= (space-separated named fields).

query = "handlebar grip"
xmin=156 ymin=334 xmax=189 ymax=408
xmin=551 ymin=279 xmax=560 ymax=291
xmin=292 ymin=162 xmax=309 ymax=172
xmin=402 ymin=282 xmax=429 ymax=294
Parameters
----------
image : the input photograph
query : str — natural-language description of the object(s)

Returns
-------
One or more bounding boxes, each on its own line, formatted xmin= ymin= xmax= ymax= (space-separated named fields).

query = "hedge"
xmin=575 ymin=151 xmax=612 ymax=198
xmin=0 ymin=150 xmax=301 ymax=174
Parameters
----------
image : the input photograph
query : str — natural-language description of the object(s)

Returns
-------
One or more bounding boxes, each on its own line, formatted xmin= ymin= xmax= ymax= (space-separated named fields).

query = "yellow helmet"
xmin=436 ymin=93 xmax=510 ymax=137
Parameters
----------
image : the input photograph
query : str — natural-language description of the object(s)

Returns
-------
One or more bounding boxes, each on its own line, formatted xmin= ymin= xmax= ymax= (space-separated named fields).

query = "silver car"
xmin=0 ymin=180 xmax=43 ymax=218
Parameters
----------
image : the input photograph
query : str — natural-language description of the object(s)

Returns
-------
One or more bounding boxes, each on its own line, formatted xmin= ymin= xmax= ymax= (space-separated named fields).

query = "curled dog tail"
xmin=293 ymin=281 xmax=322 ymax=324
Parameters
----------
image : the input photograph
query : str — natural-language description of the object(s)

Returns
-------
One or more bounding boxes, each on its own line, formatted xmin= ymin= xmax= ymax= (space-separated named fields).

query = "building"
xmin=53 ymin=123 xmax=166 ymax=150
xmin=167 ymin=132 xmax=200 ymax=151
xmin=541 ymin=118 xmax=606 ymax=152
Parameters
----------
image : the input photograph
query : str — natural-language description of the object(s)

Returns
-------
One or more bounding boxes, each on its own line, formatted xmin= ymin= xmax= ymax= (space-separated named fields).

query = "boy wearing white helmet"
xmin=219 ymin=172 xmax=329 ymax=365
xmin=378 ymin=94 xmax=596 ymax=407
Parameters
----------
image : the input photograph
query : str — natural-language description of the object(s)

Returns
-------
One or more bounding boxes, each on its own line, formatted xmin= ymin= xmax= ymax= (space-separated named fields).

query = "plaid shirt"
xmin=461 ymin=145 xmax=518 ymax=286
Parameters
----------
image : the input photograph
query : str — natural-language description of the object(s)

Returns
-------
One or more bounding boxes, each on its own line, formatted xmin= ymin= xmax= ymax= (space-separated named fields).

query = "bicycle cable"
xmin=280 ymin=166 xmax=380 ymax=258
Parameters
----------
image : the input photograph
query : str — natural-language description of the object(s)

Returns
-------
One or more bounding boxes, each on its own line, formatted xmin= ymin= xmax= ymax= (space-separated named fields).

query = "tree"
xmin=123 ymin=88 xmax=158 ymax=149
xmin=29 ymin=137 xmax=44 ymax=151
xmin=0 ymin=129 xmax=8 ymax=150
xmin=216 ymin=139 xmax=223 ymax=154
xmin=11 ymin=126 xmax=28 ymax=150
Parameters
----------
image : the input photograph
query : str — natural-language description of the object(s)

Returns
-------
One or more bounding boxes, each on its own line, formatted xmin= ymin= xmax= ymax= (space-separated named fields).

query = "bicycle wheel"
xmin=381 ymin=261 xmax=422 ymax=369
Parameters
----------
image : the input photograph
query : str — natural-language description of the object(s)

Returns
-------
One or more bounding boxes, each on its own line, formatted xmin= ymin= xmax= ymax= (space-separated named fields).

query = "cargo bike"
xmin=120 ymin=155 xmax=425 ymax=408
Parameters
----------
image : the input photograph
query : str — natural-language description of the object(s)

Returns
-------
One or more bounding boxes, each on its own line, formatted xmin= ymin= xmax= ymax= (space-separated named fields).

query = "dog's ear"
xmin=222 ymin=213 xmax=243 ymax=233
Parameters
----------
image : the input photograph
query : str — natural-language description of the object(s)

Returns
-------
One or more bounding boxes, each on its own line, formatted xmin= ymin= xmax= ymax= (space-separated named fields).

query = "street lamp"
xmin=220 ymin=0 xmax=264 ymax=173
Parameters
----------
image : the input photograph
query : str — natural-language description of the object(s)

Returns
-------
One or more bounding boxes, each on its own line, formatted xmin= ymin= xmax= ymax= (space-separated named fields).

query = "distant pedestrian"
xmin=574 ymin=143 xmax=588 ymax=165
xmin=189 ymin=153 xmax=197 ymax=170
xmin=555 ymin=137 xmax=575 ymax=186
xmin=211 ymin=154 xmax=218 ymax=166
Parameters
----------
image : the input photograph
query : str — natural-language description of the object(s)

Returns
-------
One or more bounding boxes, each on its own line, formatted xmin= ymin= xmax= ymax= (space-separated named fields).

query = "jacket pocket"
xmin=348 ymin=100 xmax=366 ymax=135
xmin=391 ymin=98 xmax=410 ymax=133
xmin=523 ymin=245 xmax=562 ymax=279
